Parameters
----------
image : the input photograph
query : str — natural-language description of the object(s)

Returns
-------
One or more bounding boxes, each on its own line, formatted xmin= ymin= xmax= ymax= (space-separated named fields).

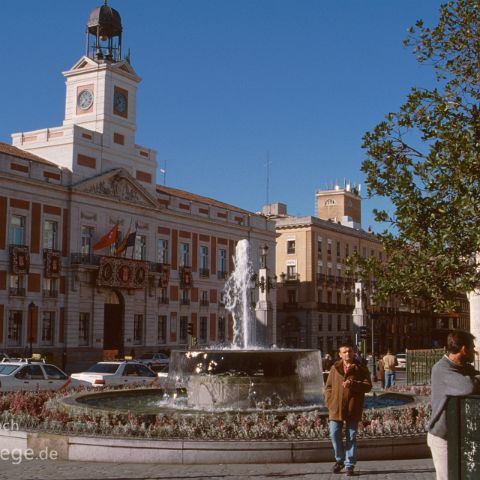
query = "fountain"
xmin=163 ymin=239 xmax=325 ymax=411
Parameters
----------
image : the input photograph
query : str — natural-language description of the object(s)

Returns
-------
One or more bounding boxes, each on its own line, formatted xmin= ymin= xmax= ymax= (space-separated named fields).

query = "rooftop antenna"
xmin=159 ymin=159 xmax=167 ymax=186
xmin=265 ymin=151 xmax=272 ymax=209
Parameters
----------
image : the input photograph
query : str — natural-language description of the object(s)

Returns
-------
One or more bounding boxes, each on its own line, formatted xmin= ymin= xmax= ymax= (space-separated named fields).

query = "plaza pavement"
xmin=0 ymin=458 xmax=435 ymax=479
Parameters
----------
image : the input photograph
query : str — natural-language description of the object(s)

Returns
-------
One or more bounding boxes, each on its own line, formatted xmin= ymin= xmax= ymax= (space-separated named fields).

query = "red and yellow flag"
xmin=93 ymin=224 xmax=118 ymax=251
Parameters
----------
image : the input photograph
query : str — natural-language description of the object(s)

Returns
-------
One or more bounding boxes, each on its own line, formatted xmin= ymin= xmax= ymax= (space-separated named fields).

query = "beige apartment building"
xmin=0 ymin=4 xmax=275 ymax=372
xmin=268 ymin=185 xmax=451 ymax=355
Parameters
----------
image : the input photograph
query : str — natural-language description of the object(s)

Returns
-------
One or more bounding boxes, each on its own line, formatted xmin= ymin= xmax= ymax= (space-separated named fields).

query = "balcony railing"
xmin=283 ymin=302 xmax=298 ymax=310
xmin=9 ymin=287 xmax=26 ymax=297
xmin=199 ymin=300 xmax=209 ymax=307
xmin=70 ymin=253 xmax=101 ymax=266
xmin=217 ymin=271 xmax=228 ymax=280
xmin=43 ymin=290 xmax=58 ymax=298
xmin=149 ymin=261 xmax=171 ymax=272
xmin=180 ymin=299 xmax=191 ymax=306
xmin=158 ymin=297 xmax=169 ymax=305
xmin=199 ymin=268 xmax=210 ymax=278
xmin=285 ymin=273 xmax=300 ymax=283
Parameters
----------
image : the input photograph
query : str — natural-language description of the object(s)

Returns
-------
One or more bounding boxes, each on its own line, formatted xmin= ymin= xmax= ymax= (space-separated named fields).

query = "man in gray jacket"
xmin=428 ymin=330 xmax=480 ymax=480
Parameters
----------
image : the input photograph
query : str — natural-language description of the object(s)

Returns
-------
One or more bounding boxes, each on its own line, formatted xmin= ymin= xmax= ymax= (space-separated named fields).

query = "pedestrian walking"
xmin=377 ymin=355 xmax=385 ymax=389
xmin=324 ymin=343 xmax=372 ymax=476
xmin=382 ymin=350 xmax=397 ymax=388
xmin=428 ymin=330 xmax=480 ymax=480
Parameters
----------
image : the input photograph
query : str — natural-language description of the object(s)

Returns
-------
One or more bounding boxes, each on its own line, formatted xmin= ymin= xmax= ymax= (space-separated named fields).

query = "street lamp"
xmin=28 ymin=301 xmax=35 ymax=357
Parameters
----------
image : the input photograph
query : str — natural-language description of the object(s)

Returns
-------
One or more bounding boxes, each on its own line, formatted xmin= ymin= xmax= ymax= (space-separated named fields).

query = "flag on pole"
xmin=93 ymin=224 xmax=118 ymax=251
xmin=124 ymin=231 xmax=137 ymax=257
xmin=114 ymin=227 xmax=131 ymax=256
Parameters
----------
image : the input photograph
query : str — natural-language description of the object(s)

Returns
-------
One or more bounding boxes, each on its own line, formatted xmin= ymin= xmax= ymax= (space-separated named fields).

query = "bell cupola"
xmin=86 ymin=1 xmax=123 ymax=62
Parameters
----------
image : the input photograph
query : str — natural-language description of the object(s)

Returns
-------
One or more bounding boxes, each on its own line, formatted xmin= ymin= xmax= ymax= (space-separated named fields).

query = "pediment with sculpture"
xmin=76 ymin=169 xmax=158 ymax=208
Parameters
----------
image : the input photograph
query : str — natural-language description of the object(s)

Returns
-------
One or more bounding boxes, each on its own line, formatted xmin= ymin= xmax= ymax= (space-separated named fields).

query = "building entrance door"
xmin=103 ymin=290 xmax=124 ymax=359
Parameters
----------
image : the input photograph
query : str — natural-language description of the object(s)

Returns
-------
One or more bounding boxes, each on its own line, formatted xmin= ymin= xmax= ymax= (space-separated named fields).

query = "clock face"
xmin=77 ymin=89 xmax=94 ymax=110
xmin=114 ymin=91 xmax=127 ymax=113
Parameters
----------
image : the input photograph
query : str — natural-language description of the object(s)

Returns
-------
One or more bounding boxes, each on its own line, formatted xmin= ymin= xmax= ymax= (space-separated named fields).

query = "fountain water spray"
xmin=223 ymin=239 xmax=254 ymax=349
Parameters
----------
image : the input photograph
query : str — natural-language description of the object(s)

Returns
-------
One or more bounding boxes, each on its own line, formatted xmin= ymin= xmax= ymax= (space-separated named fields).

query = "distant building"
xmin=0 ymin=4 xmax=275 ymax=371
xmin=267 ymin=184 xmax=445 ymax=355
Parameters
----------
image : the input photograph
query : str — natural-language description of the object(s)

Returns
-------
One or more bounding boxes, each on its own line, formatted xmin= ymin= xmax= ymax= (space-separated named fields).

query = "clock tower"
xmin=11 ymin=2 xmax=157 ymax=191
xmin=63 ymin=2 xmax=140 ymax=143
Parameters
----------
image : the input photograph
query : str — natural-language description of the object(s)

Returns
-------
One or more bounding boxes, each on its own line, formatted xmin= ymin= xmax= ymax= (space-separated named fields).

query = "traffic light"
xmin=359 ymin=326 xmax=368 ymax=339
xmin=187 ymin=323 xmax=194 ymax=336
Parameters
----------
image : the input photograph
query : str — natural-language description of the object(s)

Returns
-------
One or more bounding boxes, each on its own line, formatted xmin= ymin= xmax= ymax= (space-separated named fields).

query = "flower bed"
xmin=0 ymin=388 xmax=432 ymax=441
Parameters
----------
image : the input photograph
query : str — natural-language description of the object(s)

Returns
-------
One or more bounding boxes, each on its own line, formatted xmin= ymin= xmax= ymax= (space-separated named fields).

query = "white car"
xmin=137 ymin=353 xmax=169 ymax=369
xmin=396 ymin=353 xmax=407 ymax=369
xmin=0 ymin=360 xmax=73 ymax=391
xmin=70 ymin=361 xmax=158 ymax=387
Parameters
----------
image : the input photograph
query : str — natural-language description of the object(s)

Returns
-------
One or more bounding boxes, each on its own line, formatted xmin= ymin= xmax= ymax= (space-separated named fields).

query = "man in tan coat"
xmin=325 ymin=343 xmax=372 ymax=476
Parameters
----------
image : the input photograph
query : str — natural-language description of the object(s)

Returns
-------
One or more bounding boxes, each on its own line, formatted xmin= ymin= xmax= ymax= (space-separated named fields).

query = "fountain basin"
xmin=165 ymin=348 xmax=324 ymax=411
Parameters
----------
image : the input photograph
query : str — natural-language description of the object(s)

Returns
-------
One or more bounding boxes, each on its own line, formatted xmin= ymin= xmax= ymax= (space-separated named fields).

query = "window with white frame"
xmin=133 ymin=314 xmax=144 ymax=344
xmin=179 ymin=242 xmax=190 ymax=267
xmin=158 ymin=315 xmax=167 ymax=343
xmin=80 ymin=226 xmax=94 ymax=255
xmin=43 ymin=220 xmax=58 ymax=250
xmin=199 ymin=316 xmax=208 ymax=343
xmin=9 ymin=215 xmax=25 ymax=245
xmin=157 ymin=238 xmax=169 ymax=264
xmin=317 ymin=236 xmax=322 ymax=253
xmin=43 ymin=277 xmax=57 ymax=297
xmin=134 ymin=235 xmax=147 ymax=260
xmin=287 ymin=240 xmax=296 ymax=254
xmin=41 ymin=311 xmax=55 ymax=345
xmin=7 ymin=310 xmax=22 ymax=346
xmin=9 ymin=274 xmax=24 ymax=295
xmin=287 ymin=264 xmax=296 ymax=280
xmin=217 ymin=248 xmax=227 ymax=274
xmin=327 ymin=239 xmax=332 ymax=255
xmin=78 ymin=312 xmax=90 ymax=346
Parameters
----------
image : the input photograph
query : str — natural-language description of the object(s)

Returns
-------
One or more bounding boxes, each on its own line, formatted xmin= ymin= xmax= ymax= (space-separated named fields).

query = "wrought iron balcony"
xmin=9 ymin=287 xmax=26 ymax=297
xmin=217 ymin=270 xmax=228 ymax=280
xmin=180 ymin=299 xmax=191 ymax=306
xmin=283 ymin=302 xmax=298 ymax=310
xmin=43 ymin=290 xmax=58 ymax=298
xmin=199 ymin=268 xmax=210 ymax=278
xmin=199 ymin=300 xmax=209 ymax=307
xmin=70 ymin=253 xmax=101 ymax=266
xmin=158 ymin=297 xmax=169 ymax=305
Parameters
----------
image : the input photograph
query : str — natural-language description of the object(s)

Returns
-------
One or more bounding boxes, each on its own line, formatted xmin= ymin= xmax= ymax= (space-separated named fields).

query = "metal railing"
xmin=199 ymin=268 xmax=210 ymax=278
xmin=217 ymin=271 xmax=228 ymax=280
xmin=43 ymin=290 xmax=58 ymax=298
xmin=158 ymin=297 xmax=169 ymax=305
xmin=447 ymin=395 xmax=480 ymax=479
xmin=199 ymin=300 xmax=209 ymax=307
xmin=180 ymin=299 xmax=190 ymax=305
xmin=406 ymin=348 xmax=445 ymax=385
xmin=70 ymin=253 xmax=101 ymax=266
xmin=9 ymin=287 xmax=26 ymax=297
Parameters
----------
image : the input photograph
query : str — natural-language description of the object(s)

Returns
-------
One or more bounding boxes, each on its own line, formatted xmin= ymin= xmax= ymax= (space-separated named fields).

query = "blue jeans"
xmin=385 ymin=371 xmax=395 ymax=388
xmin=329 ymin=420 xmax=358 ymax=467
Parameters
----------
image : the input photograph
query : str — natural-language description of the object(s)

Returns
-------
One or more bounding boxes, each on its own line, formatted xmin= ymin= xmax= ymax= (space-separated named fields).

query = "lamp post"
xmin=28 ymin=301 xmax=35 ymax=357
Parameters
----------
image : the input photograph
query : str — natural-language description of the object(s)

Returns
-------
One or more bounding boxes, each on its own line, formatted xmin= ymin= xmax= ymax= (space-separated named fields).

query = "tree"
xmin=360 ymin=0 xmax=480 ymax=334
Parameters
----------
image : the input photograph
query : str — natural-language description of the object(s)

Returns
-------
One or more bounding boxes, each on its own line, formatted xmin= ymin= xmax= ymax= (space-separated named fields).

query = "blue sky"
xmin=1 ymin=0 xmax=443 ymax=230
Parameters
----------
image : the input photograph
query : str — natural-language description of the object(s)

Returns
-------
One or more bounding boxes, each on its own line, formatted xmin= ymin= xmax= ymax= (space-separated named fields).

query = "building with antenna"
xmin=265 ymin=182 xmax=451 ymax=355
xmin=0 ymin=2 xmax=276 ymax=371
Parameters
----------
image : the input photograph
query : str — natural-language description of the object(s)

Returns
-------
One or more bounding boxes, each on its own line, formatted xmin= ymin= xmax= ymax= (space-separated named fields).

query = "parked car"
xmin=396 ymin=353 xmax=407 ymax=369
xmin=137 ymin=352 xmax=169 ymax=369
xmin=0 ymin=359 xmax=73 ymax=391
xmin=70 ymin=361 xmax=158 ymax=387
